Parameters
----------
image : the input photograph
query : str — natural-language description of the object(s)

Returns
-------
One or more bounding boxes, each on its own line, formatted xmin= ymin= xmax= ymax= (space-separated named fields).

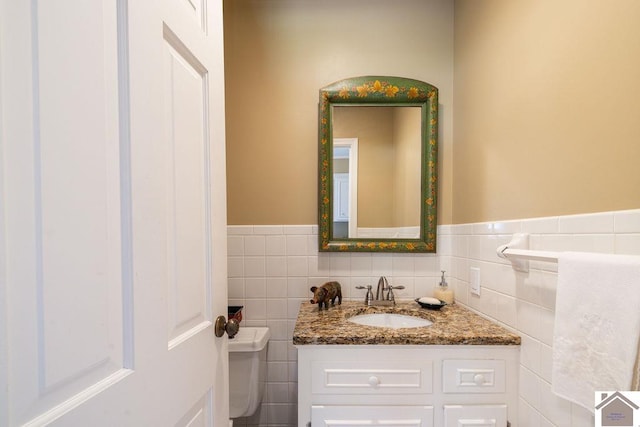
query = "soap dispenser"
xmin=434 ymin=270 xmax=454 ymax=304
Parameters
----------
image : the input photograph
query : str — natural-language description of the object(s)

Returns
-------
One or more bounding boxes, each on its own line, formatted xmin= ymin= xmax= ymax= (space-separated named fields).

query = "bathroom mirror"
xmin=318 ymin=76 xmax=438 ymax=252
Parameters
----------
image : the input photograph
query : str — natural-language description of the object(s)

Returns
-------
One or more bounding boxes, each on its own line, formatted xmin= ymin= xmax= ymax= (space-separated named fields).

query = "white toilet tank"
xmin=228 ymin=327 xmax=270 ymax=419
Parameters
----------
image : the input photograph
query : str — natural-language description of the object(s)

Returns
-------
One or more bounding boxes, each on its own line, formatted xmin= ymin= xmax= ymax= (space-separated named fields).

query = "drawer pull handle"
xmin=368 ymin=376 xmax=380 ymax=387
xmin=473 ymin=373 xmax=486 ymax=385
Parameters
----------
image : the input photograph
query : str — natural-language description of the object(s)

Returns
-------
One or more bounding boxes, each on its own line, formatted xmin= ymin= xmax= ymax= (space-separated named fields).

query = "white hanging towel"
xmin=552 ymin=251 xmax=640 ymax=412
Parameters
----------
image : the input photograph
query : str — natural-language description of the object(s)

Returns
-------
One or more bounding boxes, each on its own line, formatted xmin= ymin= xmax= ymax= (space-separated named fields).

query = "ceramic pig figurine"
xmin=310 ymin=281 xmax=342 ymax=310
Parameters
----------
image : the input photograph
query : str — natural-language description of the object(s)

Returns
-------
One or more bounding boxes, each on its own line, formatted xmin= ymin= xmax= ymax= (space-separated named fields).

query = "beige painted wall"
xmin=454 ymin=0 xmax=640 ymax=223
xmin=224 ymin=0 xmax=454 ymax=225
xmin=333 ymin=106 xmax=394 ymax=227
xmin=392 ymin=107 xmax=422 ymax=227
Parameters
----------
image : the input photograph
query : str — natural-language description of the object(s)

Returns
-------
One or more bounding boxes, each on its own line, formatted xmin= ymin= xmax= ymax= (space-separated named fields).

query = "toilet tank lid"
xmin=228 ymin=327 xmax=270 ymax=352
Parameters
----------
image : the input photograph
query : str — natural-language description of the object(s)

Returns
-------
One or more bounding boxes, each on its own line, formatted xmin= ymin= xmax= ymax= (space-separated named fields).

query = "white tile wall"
xmin=227 ymin=209 xmax=640 ymax=427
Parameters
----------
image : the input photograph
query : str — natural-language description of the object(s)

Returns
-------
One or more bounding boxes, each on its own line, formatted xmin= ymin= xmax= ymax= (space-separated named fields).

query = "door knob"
xmin=214 ymin=315 xmax=239 ymax=338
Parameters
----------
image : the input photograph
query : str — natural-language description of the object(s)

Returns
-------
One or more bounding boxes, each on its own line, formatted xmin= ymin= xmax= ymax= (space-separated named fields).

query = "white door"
xmin=0 ymin=0 xmax=229 ymax=425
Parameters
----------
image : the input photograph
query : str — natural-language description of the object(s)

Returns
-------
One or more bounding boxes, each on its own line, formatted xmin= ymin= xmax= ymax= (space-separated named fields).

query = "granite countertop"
xmin=293 ymin=300 xmax=520 ymax=346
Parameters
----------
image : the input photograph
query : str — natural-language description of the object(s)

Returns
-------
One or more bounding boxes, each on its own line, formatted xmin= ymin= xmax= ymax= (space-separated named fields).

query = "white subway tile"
xmin=437 ymin=233 xmax=452 ymax=255
xmin=287 ymin=256 xmax=309 ymax=276
xmin=227 ymin=256 xmax=244 ymax=278
xmin=437 ymin=224 xmax=453 ymax=235
xmin=517 ymin=300 xmax=542 ymax=340
xmin=495 ymin=293 xmax=517 ymax=328
xmin=288 ymin=277 xmax=311 ymax=298
xmin=286 ymin=235 xmax=308 ymax=255
xmin=244 ymin=235 xmax=265 ymax=256
xmin=414 ymin=254 xmax=439 ymax=276
xmin=307 ymin=234 xmax=319 ymax=255
xmin=227 ymin=225 xmax=253 ymax=235
xmin=569 ymin=233 xmax=615 ymax=254
xmin=245 ymin=277 xmax=266 ymax=298
xmin=244 ymin=298 xmax=266 ymax=321
xmin=306 ymin=255 xmax=319 ymax=277
xmin=519 ymin=398 xmax=542 ymax=427
xmin=288 ymin=362 xmax=298 ymax=382
xmin=283 ymin=225 xmax=313 ymax=235
xmin=539 ymin=416 xmax=554 ymax=427
xmin=521 ymin=216 xmax=559 ymax=234
xmin=391 ymin=277 xmax=414 ymax=299
xmin=267 ymin=403 xmax=296 ymax=424
xmin=266 ymin=256 xmax=286 ymax=277
xmin=520 ymin=335 xmax=542 ymax=374
xmin=468 ymin=235 xmax=482 ymax=260
xmin=228 ymin=278 xmax=245 ymax=299
xmin=253 ymin=225 xmax=284 ymax=235
xmin=370 ymin=253 xmax=392 ymax=275
xmin=349 ymin=253 xmax=372 ymax=276
xmin=571 ymin=402 xmax=595 ymax=426
xmin=453 ymin=279 xmax=469 ymax=305
xmin=473 ymin=220 xmax=520 ymax=235
xmin=392 ymin=254 xmax=415 ymax=276
xmin=538 ymin=271 xmax=557 ymax=311
xmin=265 ymin=380 xmax=289 ymax=402
xmin=267 ymin=340 xmax=288 ymax=362
xmin=493 ymin=263 xmax=517 ymax=296
xmin=265 ymin=362 xmax=288 ymax=384
xmin=266 ymin=299 xmax=287 ymax=319
xmin=266 ymin=235 xmax=286 ymax=255
xmin=539 ymin=343 xmax=553 ymax=383
xmin=451 ymin=235 xmax=469 ymax=258
xmin=614 ymin=209 xmax=640 ymax=233
xmin=439 ymin=256 xmax=452 ymax=278
xmin=615 ymin=234 xmax=640 ymax=255
xmin=227 ymin=235 xmax=245 ymax=256
xmin=538 ymin=307 xmax=555 ymax=346
xmin=476 ymin=288 xmax=499 ymax=319
xmin=451 ymin=223 xmax=473 ymax=235
xmin=330 ymin=254 xmax=352 ymax=275
xmin=315 ymin=253 xmax=331 ymax=275
xmin=266 ymin=277 xmax=287 ymax=298
xmin=520 ymin=366 xmax=542 ymax=409
xmin=558 ymin=212 xmax=614 ymax=234
xmin=539 ymin=381 xmax=572 ymax=427
xmin=265 ymin=319 xmax=289 ymax=340
xmin=287 ymin=298 xmax=304 ymax=320
xmin=414 ymin=276 xmax=436 ymax=297
xmin=244 ymin=256 xmax=266 ymax=277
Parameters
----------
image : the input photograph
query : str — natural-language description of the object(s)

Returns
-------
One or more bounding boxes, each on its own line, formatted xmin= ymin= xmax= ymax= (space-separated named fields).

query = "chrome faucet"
xmin=375 ymin=276 xmax=388 ymax=300
xmin=357 ymin=276 xmax=404 ymax=306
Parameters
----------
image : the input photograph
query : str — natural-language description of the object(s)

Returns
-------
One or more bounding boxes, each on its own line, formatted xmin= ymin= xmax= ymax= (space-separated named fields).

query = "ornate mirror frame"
xmin=318 ymin=76 xmax=438 ymax=252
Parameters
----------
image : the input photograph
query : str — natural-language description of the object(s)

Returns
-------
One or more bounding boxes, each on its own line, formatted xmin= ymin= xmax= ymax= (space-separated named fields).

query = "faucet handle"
xmin=356 ymin=285 xmax=374 ymax=305
xmin=386 ymin=285 xmax=405 ymax=302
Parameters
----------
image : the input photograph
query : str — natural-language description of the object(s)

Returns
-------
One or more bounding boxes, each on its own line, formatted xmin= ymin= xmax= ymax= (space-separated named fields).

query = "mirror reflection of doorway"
xmin=332 ymin=138 xmax=358 ymax=238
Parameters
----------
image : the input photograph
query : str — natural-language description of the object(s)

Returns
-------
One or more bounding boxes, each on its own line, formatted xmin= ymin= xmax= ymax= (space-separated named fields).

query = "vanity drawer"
xmin=442 ymin=359 xmax=505 ymax=393
xmin=312 ymin=360 xmax=433 ymax=394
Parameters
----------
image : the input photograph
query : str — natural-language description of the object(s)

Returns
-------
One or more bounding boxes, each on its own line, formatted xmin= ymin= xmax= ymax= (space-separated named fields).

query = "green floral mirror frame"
xmin=318 ymin=76 xmax=438 ymax=252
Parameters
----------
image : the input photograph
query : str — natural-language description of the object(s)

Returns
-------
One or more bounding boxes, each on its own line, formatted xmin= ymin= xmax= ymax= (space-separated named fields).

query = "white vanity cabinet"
xmin=297 ymin=345 xmax=518 ymax=427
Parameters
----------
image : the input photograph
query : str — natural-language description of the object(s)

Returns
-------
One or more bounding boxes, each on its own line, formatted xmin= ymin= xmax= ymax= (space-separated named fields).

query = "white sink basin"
xmin=347 ymin=313 xmax=433 ymax=329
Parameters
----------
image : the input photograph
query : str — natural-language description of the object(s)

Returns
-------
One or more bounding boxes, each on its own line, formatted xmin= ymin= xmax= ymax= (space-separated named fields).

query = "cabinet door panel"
xmin=443 ymin=404 xmax=507 ymax=427
xmin=312 ymin=405 xmax=433 ymax=426
xmin=442 ymin=360 xmax=506 ymax=393
xmin=312 ymin=360 xmax=433 ymax=394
